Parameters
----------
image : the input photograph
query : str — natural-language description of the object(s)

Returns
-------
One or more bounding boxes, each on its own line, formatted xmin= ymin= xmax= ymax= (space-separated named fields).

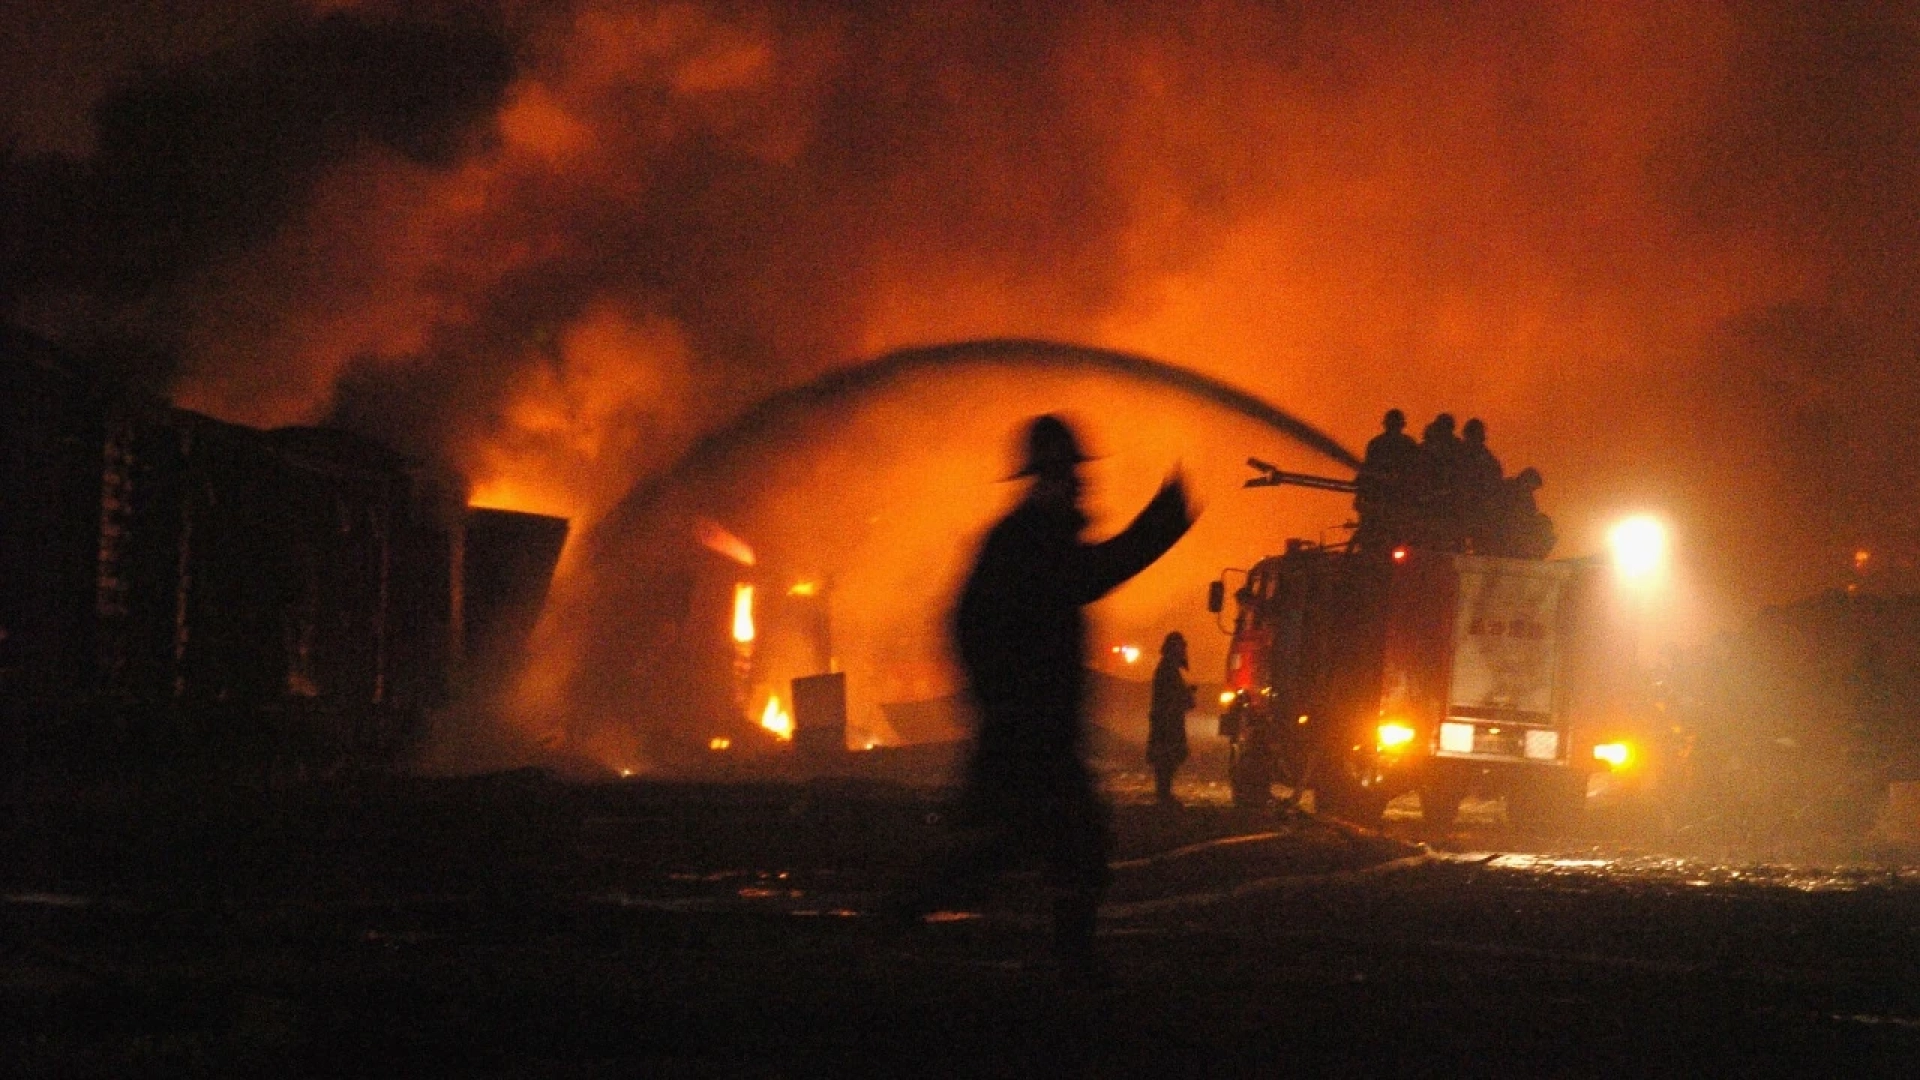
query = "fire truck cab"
xmin=1213 ymin=539 xmax=1626 ymax=830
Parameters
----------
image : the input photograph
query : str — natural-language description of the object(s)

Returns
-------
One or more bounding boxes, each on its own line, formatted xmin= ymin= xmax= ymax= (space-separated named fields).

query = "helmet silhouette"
xmin=1012 ymin=414 xmax=1095 ymax=478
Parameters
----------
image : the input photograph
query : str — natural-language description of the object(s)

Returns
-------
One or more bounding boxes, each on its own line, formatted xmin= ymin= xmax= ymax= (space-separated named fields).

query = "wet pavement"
xmin=7 ymin=769 xmax=1920 ymax=1076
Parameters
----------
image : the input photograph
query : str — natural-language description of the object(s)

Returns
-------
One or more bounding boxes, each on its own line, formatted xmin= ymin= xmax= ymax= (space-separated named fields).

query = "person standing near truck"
xmin=1148 ymin=631 xmax=1197 ymax=805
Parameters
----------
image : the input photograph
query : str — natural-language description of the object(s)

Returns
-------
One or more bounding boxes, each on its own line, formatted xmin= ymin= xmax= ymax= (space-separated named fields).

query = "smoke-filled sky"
xmin=6 ymin=1 xmax=1920 ymax=750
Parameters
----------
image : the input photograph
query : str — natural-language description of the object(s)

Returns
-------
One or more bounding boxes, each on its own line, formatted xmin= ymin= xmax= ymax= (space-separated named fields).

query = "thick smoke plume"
xmin=6 ymin=2 xmax=1919 ymax=764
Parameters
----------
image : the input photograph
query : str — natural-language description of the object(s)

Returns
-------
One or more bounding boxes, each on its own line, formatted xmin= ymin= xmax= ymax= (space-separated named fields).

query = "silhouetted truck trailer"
xmin=1 ymin=327 xmax=567 ymax=779
xmin=1212 ymin=540 xmax=1629 ymax=830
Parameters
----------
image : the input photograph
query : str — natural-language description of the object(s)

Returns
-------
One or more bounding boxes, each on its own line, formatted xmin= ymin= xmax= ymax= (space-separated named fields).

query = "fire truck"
xmin=1210 ymin=463 xmax=1636 ymax=830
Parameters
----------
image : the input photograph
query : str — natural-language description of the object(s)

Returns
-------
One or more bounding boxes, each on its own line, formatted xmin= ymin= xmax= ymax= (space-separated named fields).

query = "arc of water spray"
xmin=596 ymin=337 xmax=1359 ymax=556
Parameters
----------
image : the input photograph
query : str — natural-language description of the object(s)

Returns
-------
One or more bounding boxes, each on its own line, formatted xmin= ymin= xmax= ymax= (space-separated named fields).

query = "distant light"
xmin=1111 ymin=644 xmax=1142 ymax=665
xmin=789 ymin=581 xmax=819 ymax=597
xmin=1608 ymin=515 xmax=1668 ymax=582
xmin=709 ymin=737 xmax=732 ymax=751
xmin=1593 ymin=742 xmax=1631 ymax=768
xmin=1855 ymin=550 xmax=1872 ymax=572
xmin=1391 ymin=547 xmax=1408 ymax=563
xmin=1219 ymin=690 xmax=1237 ymax=707
xmin=618 ymin=768 xmax=634 ymax=778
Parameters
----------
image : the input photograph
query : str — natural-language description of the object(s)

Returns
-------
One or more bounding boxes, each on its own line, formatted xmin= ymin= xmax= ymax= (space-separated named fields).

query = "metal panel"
xmin=1447 ymin=556 xmax=1572 ymax=721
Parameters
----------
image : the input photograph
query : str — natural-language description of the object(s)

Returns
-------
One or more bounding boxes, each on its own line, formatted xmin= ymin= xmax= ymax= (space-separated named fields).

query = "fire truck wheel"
xmin=1506 ymin=771 xmax=1586 ymax=836
xmin=1229 ymin=743 xmax=1277 ymax=807
xmin=1418 ymin=784 xmax=1466 ymax=830
xmin=1316 ymin=774 xmax=1389 ymax=826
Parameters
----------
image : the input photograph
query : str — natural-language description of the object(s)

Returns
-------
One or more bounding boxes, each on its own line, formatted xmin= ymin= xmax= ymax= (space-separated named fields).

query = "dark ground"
xmin=6 ymin=765 xmax=1920 ymax=1078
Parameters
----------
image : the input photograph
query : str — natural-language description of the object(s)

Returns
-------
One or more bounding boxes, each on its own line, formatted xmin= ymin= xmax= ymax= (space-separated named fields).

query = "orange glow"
xmin=731 ymin=583 xmax=756 ymax=644
xmin=709 ymin=736 xmax=732 ymax=751
xmin=115 ymin=3 xmax=1920 ymax=775
xmin=499 ymin=83 xmax=592 ymax=163
xmin=468 ymin=479 xmax=576 ymax=520
xmin=696 ymin=518 xmax=757 ymax=567
xmin=760 ymin=695 xmax=793 ymax=741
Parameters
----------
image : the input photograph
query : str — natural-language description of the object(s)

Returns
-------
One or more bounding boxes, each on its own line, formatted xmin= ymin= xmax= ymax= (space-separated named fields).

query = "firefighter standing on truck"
xmin=1353 ymin=408 xmax=1419 ymax=552
xmin=901 ymin=413 xmax=1194 ymax=975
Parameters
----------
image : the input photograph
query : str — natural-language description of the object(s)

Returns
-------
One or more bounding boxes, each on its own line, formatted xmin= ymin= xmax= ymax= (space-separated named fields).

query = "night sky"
xmin=6 ymin=1 xmax=1918 ymax=758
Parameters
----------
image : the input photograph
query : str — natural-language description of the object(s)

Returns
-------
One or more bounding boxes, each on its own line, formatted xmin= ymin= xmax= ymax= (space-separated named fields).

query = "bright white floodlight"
xmin=1608 ymin=515 xmax=1668 ymax=582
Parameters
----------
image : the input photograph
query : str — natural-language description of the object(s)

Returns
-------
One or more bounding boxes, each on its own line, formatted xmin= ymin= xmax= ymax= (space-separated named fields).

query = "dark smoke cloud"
xmin=324 ymin=0 xmax=1191 ymax=478
xmin=1 ymin=6 xmax=514 ymax=369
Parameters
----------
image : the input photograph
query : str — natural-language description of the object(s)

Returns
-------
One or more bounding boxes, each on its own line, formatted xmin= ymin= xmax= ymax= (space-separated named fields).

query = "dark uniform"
xmin=1414 ymin=413 xmax=1467 ymax=551
xmin=1147 ymin=632 xmax=1195 ymax=804
xmin=927 ymin=414 xmax=1194 ymax=970
xmin=1488 ymin=467 xmax=1556 ymax=559
xmin=1458 ymin=418 xmax=1504 ymax=552
xmin=1353 ymin=409 xmax=1419 ymax=551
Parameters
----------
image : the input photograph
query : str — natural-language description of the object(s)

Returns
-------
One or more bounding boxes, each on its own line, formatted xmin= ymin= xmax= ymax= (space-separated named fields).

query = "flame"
xmin=731 ymin=583 xmax=755 ymax=644
xmin=760 ymin=694 xmax=793 ymax=741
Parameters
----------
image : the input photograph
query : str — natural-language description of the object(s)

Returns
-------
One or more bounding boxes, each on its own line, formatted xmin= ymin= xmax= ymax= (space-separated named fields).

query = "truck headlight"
xmin=1439 ymin=722 xmax=1475 ymax=754
xmin=1523 ymin=730 xmax=1560 ymax=761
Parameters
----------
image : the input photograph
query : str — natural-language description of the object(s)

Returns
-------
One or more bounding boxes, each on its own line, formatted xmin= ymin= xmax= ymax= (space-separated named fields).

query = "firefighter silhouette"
xmin=1487 ymin=466 xmax=1556 ymax=559
xmin=1458 ymin=418 xmax=1504 ymax=551
xmin=1354 ymin=408 xmax=1419 ymax=551
xmin=1352 ymin=411 xmax=1554 ymax=560
xmin=897 ymin=413 xmax=1194 ymax=973
xmin=1147 ymin=631 xmax=1196 ymax=805
xmin=1414 ymin=413 xmax=1467 ymax=551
